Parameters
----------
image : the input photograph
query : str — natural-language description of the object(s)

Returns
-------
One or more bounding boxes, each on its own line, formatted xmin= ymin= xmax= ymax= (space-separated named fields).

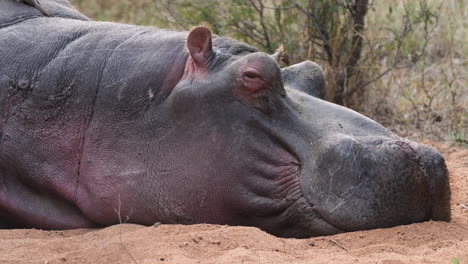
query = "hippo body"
xmin=0 ymin=0 xmax=450 ymax=237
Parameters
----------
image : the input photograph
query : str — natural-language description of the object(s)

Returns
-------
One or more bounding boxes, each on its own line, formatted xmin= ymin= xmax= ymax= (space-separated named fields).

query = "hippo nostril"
xmin=426 ymin=149 xmax=445 ymax=169
xmin=395 ymin=140 xmax=421 ymax=165
xmin=394 ymin=141 xmax=451 ymax=221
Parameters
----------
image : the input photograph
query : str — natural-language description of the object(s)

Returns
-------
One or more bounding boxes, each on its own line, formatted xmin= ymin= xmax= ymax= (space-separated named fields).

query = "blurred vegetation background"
xmin=69 ymin=0 xmax=467 ymax=144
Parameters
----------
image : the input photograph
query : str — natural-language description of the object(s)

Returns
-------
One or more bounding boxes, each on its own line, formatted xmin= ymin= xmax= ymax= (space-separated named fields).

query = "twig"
xmin=290 ymin=1 xmax=333 ymax=60
xmin=321 ymin=238 xmax=349 ymax=251
xmin=115 ymin=195 xmax=138 ymax=264
xmin=262 ymin=4 xmax=296 ymax=10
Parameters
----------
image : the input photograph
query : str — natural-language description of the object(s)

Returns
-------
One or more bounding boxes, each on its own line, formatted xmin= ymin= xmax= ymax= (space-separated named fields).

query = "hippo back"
xmin=0 ymin=0 xmax=89 ymax=27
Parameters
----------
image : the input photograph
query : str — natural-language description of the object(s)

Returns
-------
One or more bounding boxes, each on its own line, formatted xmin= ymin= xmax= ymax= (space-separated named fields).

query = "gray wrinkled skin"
xmin=0 ymin=0 xmax=450 ymax=238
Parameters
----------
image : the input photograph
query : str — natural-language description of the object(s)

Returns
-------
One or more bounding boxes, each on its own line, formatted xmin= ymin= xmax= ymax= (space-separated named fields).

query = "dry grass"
xmin=363 ymin=0 xmax=467 ymax=143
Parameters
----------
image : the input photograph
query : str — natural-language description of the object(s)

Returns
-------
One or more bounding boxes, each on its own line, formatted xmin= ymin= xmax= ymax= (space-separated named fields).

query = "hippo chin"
xmin=0 ymin=0 xmax=450 ymax=238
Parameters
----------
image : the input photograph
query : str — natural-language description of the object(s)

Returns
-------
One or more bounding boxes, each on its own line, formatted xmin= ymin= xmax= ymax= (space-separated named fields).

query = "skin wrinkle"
xmin=103 ymin=77 xmax=133 ymax=93
xmin=0 ymin=28 xmax=22 ymax=44
xmin=258 ymin=123 xmax=303 ymax=168
xmin=8 ymin=28 xmax=57 ymax=44
xmin=351 ymin=145 xmax=360 ymax=173
xmin=239 ymin=157 xmax=301 ymax=212
xmin=325 ymin=166 xmax=340 ymax=205
xmin=271 ymin=168 xmax=301 ymax=199
xmin=53 ymin=48 xmax=117 ymax=60
xmin=0 ymin=15 xmax=46 ymax=29
xmin=282 ymin=197 xmax=344 ymax=237
xmin=274 ymin=181 xmax=301 ymax=202
xmin=75 ymin=30 xmax=149 ymax=203
xmin=276 ymin=165 xmax=299 ymax=179
xmin=54 ymin=45 xmax=176 ymax=60
xmin=13 ymin=22 xmax=90 ymax=67
xmin=243 ymin=190 xmax=292 ymax=218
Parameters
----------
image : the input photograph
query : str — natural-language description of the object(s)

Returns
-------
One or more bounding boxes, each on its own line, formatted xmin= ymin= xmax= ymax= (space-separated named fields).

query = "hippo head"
xmin=150 ymin=27 xmax=450 ymax=238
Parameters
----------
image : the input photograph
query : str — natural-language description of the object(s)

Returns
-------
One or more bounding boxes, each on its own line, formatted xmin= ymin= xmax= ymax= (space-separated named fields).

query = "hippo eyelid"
xmin=243 ymin=71 xmax=262 ymax=80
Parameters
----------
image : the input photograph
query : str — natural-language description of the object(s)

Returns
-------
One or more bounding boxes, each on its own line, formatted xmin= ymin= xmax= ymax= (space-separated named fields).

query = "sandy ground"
xmin=0 ymin=142 xmax=466 ymax=264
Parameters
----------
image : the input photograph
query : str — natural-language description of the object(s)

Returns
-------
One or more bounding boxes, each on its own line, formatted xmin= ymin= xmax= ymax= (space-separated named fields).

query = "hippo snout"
xmin=414 ymin=144 xmax=451 ymax=221
xmin=301 ymin=136 xmax=451 ymax=232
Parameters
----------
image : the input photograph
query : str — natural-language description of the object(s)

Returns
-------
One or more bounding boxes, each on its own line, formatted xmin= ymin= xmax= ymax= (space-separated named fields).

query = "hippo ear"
xmin=281 ymin=61 xmax=325 ymax=99
xmin=186 ymin=26 xmax=213 ymax=67
xmin=271 ymin=45 xmax=284 ymax=63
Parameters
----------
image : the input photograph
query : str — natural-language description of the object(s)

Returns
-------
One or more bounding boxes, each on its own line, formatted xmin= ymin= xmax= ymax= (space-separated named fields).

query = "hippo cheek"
xmin=300 ymin=136 xmax=450 ymax=232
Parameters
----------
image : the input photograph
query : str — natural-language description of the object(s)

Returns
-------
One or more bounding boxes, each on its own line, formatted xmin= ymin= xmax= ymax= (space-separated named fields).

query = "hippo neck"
xmin=52 ymin=18 xmax=190 ymax=107
xmin=88 ymin=23 xmax=190 ymax=106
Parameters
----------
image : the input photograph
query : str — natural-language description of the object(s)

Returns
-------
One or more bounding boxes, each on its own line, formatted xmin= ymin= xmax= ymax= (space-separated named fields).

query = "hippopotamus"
xmin=0 ymin=0 xmax=450 ymax=238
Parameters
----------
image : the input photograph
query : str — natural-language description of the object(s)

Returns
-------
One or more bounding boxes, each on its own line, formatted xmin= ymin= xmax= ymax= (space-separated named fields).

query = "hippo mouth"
xmin=300 ymin=136 xmax=451 ymax=232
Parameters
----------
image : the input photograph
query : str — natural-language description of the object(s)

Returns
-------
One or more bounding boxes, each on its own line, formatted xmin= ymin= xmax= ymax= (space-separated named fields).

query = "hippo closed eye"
xmin=0 ymin=0 xmax=450 ymax=238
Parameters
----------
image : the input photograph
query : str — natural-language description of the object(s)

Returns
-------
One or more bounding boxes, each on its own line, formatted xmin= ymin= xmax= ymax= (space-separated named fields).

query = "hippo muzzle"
xmin=300 ymin=135 xmax=450 ymax=232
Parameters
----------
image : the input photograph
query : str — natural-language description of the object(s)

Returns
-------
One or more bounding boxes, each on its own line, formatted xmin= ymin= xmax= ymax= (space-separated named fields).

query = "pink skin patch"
xmin=183 ymin=26 xmax=213 ymax=80
xmin=181 ymin=57 xmax=209 ymax=80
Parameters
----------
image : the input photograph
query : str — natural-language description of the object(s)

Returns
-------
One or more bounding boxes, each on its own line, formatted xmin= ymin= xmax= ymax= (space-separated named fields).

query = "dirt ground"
xmin=0 ymin=142 xmax=466 ymax=264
